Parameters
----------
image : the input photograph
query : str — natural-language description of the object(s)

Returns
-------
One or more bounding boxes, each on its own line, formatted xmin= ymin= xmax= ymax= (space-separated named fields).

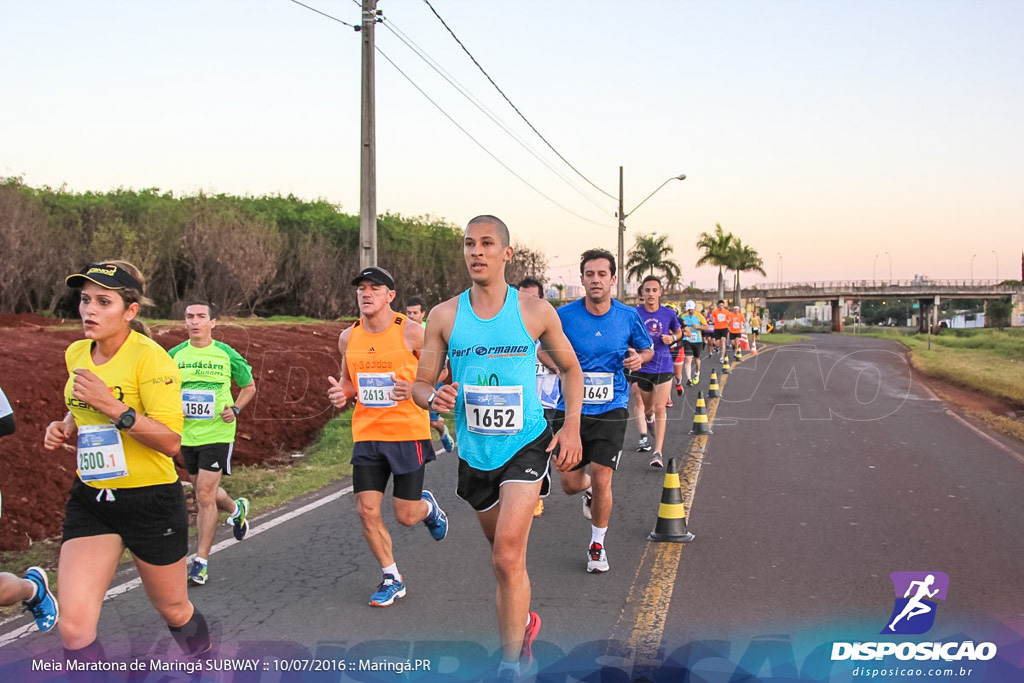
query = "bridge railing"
xmin=753 ymin=279 xmax=1016 ymax=291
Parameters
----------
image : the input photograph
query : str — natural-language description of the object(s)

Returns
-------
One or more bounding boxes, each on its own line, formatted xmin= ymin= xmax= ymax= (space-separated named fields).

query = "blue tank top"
xmin=449 ymin=286 xmax=546 ymax=470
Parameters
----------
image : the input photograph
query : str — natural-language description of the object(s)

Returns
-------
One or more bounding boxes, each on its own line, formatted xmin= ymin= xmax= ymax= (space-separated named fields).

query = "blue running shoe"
xmin=421 ymin=490 xmax=448 ymax=541
xmin=187 ymin=559 xmax=208 ymax=586
xmin=230 ymin=497 xmax=250 ymax=541
xmin=369 ymin=574 xmax=406 ymax=607
xmin=23 ymin=566 xmax=59 ymax=632
xmin=439 ymin=426 xmax=455 ymax=453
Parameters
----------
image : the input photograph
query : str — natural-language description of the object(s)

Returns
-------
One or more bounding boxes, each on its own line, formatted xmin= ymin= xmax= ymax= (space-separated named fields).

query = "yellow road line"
xmin=613 ymin=349 xmax=761 ymax=676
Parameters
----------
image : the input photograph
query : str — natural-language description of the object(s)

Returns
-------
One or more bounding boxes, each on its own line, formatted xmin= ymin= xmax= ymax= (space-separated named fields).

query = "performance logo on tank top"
xmin=448 ymin=286 xmax=545 ymax=470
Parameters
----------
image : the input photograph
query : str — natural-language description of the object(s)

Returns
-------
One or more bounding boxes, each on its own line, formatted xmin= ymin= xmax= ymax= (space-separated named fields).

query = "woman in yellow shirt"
xmin=43 ymin=261 xmax=210 ymax=661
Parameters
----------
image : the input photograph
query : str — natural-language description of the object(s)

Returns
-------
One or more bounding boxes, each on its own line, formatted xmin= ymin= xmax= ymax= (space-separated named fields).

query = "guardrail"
xmin=754 ymin=279 xmax=1016 ymax=290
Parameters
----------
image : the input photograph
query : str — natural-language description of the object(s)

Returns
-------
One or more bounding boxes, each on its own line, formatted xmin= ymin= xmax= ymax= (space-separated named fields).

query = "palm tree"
xmin=625 ymin=233 xmax=681 ymax=290
xmin=725 ymin=239 xmax=766 ymax=308
xmin=695 ymin=224 xmax=734 ymax=302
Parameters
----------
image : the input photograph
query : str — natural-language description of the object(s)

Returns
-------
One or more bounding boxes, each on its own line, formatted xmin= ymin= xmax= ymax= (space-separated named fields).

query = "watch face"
xmin=118 ymin=409 xmax=136 ymax=430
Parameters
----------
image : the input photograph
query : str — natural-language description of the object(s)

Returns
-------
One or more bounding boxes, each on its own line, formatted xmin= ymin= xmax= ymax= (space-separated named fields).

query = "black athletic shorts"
xmin=550 ymin=408 xmax=628 ymax=471
xmin=682 ymin=340 xmax=704 ymax=358
xmin=457 ymin=429 xmax=552 ymax=512
xmin=181 ymin=442 xmax=233 ymax=475
xmin=713 ymin=328 xmax=728 ymax=339
xmin=63 ymin=478 xmax=188 ymax=566
xmin=628 ymin=371 xmax=674 ymax=393
xmin=729 ymin=332 xmax=742 ymax=341
xmin=351 ymin=440 xmax=434 ymax=499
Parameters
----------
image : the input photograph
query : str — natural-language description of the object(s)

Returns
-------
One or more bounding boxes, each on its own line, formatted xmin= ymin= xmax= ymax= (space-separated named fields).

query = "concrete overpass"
xmin=746 ymin=279 xmax=1024 ymax=332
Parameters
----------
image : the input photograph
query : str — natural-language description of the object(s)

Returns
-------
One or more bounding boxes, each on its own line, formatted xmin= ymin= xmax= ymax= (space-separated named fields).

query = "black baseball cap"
xmin=65 ymin=263 xmax=143 ymax=291
xmin=350 ymin=266 xmax=395 ymax=290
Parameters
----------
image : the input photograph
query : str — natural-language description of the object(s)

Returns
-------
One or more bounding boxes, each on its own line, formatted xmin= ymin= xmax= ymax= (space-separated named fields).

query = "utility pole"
xmin=617 ymin=166 xmax=625 ymax=301
xmin=359 ymin=0 xmax=378 ymax=269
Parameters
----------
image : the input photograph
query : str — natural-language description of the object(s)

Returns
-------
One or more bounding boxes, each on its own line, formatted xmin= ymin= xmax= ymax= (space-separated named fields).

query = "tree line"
xmin=0 ymin=178 xmax=547 ymax=319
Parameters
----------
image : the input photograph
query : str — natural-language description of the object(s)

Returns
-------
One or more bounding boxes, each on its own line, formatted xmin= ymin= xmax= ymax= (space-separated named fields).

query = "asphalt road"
xmin=2 ymin=335 xmax=1022 ymax=682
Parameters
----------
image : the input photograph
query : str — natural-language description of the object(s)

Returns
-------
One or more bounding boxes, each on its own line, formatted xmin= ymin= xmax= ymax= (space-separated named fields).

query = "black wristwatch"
xmin=231 ymin=405 xmax=241 ymax=417
xmin=115 ymin=407 xmax=136 ymax=431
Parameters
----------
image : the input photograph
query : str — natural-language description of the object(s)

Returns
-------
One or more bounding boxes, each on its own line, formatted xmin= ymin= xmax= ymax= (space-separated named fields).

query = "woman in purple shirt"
xmin=628 ymin=275 xmax=681 ymax=468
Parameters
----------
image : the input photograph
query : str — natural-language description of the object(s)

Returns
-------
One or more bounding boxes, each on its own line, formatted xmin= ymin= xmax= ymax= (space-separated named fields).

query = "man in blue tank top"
xmin=552 ymin=248 xmax=653 ymax=574
xmin=413 ymin=215 xmax=583 ymax=681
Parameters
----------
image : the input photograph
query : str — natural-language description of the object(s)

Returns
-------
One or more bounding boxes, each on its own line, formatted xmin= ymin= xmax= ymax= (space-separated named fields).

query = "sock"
xmin=382 ymin=563 xmax=400 ymax=581
xmin=423 ymin=498 xmax=435 ymax=519
xmin=229 ymin=501 xmax=239 ymax=518
xmin=195 ymin=557 xmax=208 ymax=566
xmin=169 ymin=606 xmax=211 ymax=656
xmin=591 ymin=525 xmax=607 ymax=546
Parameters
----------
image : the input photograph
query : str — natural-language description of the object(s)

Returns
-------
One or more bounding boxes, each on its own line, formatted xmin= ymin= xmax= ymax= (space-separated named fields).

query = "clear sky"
xmin=2 ymin=1 xmax=1022 ymax=289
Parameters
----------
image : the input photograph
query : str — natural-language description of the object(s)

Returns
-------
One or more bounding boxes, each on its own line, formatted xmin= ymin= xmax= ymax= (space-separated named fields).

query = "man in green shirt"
xmin=169 ymin=301 xmax=256 ymax=586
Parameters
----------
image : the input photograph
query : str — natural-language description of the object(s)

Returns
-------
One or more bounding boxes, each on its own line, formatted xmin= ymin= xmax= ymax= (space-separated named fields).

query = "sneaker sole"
xmin=370 ymin=588 xmax=407 ymax=607
xmin=233 ymin=519 xmax=249 ymax=541
xmin=587 ymin=565 xmax=609 ymax=573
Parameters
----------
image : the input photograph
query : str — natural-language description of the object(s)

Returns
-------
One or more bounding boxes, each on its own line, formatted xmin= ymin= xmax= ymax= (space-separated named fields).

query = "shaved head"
xmin=467 ymin=215 xmax=510 ymax=248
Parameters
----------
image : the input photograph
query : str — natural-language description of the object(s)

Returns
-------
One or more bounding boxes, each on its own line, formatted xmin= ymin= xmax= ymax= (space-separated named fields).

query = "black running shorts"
xmin=63 ymin=478 xmax=188 ymax=566
xmin=456 ymin=429 xmax=552 ymax=512
xmin=181 ymin=442 xmax=233 ymax=476
xmin=549 ymin=408 xmax=628 ymax=472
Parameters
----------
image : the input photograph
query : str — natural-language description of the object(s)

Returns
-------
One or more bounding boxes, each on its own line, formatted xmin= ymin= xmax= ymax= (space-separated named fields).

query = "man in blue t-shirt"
xmin=553 ymin=248 xmax=653 ymax=574
xmin=629 ymin=275 xmax=681 ymax=469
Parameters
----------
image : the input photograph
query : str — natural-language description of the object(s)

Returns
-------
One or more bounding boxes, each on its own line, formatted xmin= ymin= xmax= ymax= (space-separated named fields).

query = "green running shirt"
xmin=168 ymin=340 xmax=253 ymax=446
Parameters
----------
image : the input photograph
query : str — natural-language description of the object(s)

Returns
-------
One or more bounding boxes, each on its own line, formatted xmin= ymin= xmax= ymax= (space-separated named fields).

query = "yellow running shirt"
xmin=64 ymin=330 xmax=183 ymax=488
xmin=346 ymin=314 xmax=430 ymax=443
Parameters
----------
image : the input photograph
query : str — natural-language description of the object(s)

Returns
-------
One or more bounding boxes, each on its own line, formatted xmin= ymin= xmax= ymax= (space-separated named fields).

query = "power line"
xmin=380 ymin=19 xmax=611 ymax=216
xmin=375 ymin=46 xmax=613 ymax=228
xmin=420 ymin=0 xmax=617 ymax=201
xmin=287 ymin=0 xmax=357 ymax=28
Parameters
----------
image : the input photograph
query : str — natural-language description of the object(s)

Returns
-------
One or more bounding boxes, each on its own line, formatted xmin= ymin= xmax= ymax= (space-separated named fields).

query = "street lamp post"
xmin=884 ymin=251 xmax=892 ymax=283
xmin=971 ymin=253 xmax=977 ymax=282
xmin=616 ymin=167 xmax=686 ymax=301
xmin=993 ymin=250 xmax=999 ymax=281
xmin=873 ymin=254 xmax=878 ymax=282
xmin=777 ymin=252 xmax=783 ymax=284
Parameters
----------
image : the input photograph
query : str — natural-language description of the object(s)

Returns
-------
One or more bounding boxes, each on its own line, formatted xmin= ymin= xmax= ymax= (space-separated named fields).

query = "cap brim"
xmin=65 ymin=273 xmax=126 ymax=289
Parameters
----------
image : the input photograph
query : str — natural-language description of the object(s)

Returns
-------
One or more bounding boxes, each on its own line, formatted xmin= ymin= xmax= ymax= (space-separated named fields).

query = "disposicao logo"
xmin=882 ymin=571 xmax=948 ymax=635
xmin=831 ymin=571 xmax=998 ymax=663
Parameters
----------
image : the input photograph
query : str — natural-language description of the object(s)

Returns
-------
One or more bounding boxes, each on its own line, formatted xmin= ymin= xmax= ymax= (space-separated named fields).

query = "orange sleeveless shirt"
xmin=346 ymin=313 xmax=430 ymax=443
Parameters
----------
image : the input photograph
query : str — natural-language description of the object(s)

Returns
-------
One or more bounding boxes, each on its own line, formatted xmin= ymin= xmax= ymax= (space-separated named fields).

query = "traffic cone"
xmin=707 ymin=370 xmax=721 ymax=398
xmin=736 ymin=346 xmax=743 ymax=361
xmin=690 ymin=390 xmax=712 ymax=435
xmin=648 ymin=457 xmax=695 ymax=543
xmin=722 ymin=355 xmax=732 ymax=374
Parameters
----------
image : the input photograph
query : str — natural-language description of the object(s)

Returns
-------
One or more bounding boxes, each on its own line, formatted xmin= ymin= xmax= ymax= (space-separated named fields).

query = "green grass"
xmin=218 ymin=413 xmax=355 ymax=510
xmin=850 ymin=328 xmax=1024 ymax=404
xmin=760 ymin=332 xmax=812 ymax=345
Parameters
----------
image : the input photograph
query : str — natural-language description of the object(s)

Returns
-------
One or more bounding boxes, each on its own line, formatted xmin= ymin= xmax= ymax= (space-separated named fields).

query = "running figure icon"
xmin=888 ymin=574 xmax=939 ymax=631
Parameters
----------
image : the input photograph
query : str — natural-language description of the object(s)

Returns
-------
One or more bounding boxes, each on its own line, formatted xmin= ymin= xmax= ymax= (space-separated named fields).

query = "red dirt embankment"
xmin=0 ymin=316 xmax=347 ymax=551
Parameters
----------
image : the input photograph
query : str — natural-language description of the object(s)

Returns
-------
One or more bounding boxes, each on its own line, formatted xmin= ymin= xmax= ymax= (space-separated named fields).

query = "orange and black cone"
xmin=648 ymin=457 xmax=695 ymax=543
xmin=707 ymin=370 xmax=721 ymax=398
xmin=722 ymin=355 xmax=732 ymax=374
xmin=690 ymin=390 xmax=712 ymax=435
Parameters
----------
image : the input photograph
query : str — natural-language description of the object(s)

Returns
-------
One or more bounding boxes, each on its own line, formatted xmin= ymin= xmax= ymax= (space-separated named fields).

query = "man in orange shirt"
xmin=711 ymin=300 xmax=730 ymax=362
xmin=327 ymin=267 xmax=449 ymax=608
xmin=728 ymin=305 xmax=746 ymax=356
